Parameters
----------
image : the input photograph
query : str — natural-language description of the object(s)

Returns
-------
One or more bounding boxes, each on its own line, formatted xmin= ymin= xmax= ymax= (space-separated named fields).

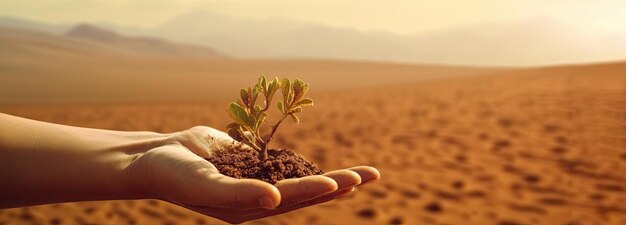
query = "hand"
xmin=127 ymin=126 xmax=380 ymax=224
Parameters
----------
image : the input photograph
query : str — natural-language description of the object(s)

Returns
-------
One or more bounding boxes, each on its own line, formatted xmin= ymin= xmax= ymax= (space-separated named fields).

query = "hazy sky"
xmin=1 ymin=0 xmax=625 ymax=34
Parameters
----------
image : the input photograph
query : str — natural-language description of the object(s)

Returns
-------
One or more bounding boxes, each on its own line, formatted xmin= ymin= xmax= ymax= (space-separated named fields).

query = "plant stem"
xmin=261 ymin=95 xmax=271 ymax=111
xmin=245 ymin=138 xmax=262 ymax=152
xmin=256 ymin=94 xmax=272 ymax=160
xmin=261 ymin=113 xmax=290 ymax=159
xmin=241 ymin=127 xmax=262 ymax=151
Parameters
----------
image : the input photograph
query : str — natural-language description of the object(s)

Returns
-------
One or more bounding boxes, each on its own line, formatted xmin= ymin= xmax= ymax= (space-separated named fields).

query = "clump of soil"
xmin=206 ymin=146 xmax=323 ymax=184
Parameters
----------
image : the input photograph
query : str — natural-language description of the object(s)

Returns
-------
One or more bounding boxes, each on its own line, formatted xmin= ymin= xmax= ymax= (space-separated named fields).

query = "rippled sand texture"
xmin=1 ymin=63 xmax=625 ymax=225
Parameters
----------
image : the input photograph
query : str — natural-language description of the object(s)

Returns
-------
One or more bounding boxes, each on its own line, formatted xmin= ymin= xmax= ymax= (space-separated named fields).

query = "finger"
xmin=185 ymin=171 xmax=281 ymax=210
xmin=183 ymin=174 xmax=359 ymax=222
xmin=348 ymin=166 xmax=381 ymax=185
xmin=177 ymin=172 xmax=354 ymax=218
xmin=244 ymin=187 xmax=356 ymax=220
xmin=195 ymin=167 xmax=372 ymax=221
xmin=275 ymin=175 xmax=338 ymax=207
xmin=232 ymin=168 xmax=370 ymax=215
xmin=323 ymin=169 xmax=362 ymax=190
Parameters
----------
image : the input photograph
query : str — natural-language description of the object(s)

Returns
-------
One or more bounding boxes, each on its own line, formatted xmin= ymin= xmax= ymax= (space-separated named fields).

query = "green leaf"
xmin=292 ymin=79 xmax=304 ymax=101
xmin=236 ymin=98 xmax=243 ymax=106
xmin=287 ymin=91 xmax=294 ymax=106
xmin=293 ymin=98 xmax=314 ymax=107
xmin=268 ymin=77 xmax=279 ymax=96
xmin=281 ymin=78 xmax=291 ymax=106
xmin=302 ymin=83 xmax=309 ymax=95
xmin=253 ymin=105 xmax=261 ymax=115
xmin=265 ymin=78 xmax=279 ymax=104
xmin=228 ymin=102 xmax=250 ymax=126
xmin=277 ymin=100 xmax=284 ymax=113
xmin=250 ymin=86 xmax=260 ymax=108
xmin=299 ymin=83 xmax=309 ymax=101
xmin=240 ymin=89 xmax=249 ymax=107
xmin=259 ymin=75 xmax=267 ymax=93
xmin=288 ymin=107 xmax=302 ymax=114
xmin=290 ymin=113 xmax=300 ymax=124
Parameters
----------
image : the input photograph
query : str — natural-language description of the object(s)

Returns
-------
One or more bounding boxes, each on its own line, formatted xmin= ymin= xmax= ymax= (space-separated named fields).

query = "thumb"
xmin=175 ymin=126 xmax=249 ymax=159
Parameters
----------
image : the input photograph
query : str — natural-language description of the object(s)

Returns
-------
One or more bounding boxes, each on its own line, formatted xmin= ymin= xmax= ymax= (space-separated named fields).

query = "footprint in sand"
xmin=400 ymin=189 xmax=420 ymax=199
xmin=498 ymin=220 xmax=524 ymax=225
xmin=492 ymin=139 xmax=512 ymax=151
xmin=466 ymin=190 xmax=487 ymax=198
xmin=195 ymin=218 xmax=206 ymax=225
xmin=356 ymin=208 xmax=377 ymax=219
xmin=589 ymin=193 xmax=606 ymax=201
xmin=508 ymin=203 xmax=547 ymax=215
xmin=367 ymin=189 xmax=388 ymax=199
xmin=478 ymin=132 xmax=490 ymax=140
xmin=388 ymin=216 xmax=404 ymax=224
xmin=554 ymin=135 xmax=568 ymax=144
xmin=497 ymin=117 xmax=515 ymax=128
xmin=550 ymin=146 xmax=568 ymax=154
xmin=543 ymin=124 xmax=561 ymax=133
xmin=424 ymin=202 xmax=443 ymax=213
xmin=537 ymin=197 xmax=569 ymax=206
xmin=454 ymin=154 xmax=468 ymax=163
xmin=595 ymin=183 xmax=625 ymax=193
xmin=49 ymin=218 xmax=62 ymax=225
xmin=83 ymin=206 xmax=96 ymax=215
xmin=452 ymin=180 xmax=465 ymax=190
xmin=523 ymin=174 xmax=542 ymax=183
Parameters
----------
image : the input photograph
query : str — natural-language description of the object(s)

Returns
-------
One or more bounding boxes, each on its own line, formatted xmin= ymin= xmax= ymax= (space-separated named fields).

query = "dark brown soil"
xmin=205 ymin=146 xmax=323 ymax=184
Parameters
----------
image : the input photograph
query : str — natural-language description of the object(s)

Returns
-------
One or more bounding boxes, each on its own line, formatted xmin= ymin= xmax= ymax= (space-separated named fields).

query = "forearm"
xmin=0 ymin=113 xmax=168 ymax=208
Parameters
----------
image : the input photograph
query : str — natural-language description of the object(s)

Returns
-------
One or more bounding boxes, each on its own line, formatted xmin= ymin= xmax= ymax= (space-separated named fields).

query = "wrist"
xmin=107 ymin=131 xmax=173 ymax=200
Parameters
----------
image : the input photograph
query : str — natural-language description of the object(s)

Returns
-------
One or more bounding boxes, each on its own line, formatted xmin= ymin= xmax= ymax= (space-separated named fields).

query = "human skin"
xmin=0 ymin=113 xmax=380 ymax=224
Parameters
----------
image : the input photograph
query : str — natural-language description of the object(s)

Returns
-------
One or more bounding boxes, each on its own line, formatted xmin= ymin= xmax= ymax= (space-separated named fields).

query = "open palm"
xmin=127 ymin=126 xmax=380 ymax=224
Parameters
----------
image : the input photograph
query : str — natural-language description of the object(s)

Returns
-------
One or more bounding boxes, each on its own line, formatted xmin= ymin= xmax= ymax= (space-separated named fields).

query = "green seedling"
xmin=226 ymin=75 xmax=314 ymax=160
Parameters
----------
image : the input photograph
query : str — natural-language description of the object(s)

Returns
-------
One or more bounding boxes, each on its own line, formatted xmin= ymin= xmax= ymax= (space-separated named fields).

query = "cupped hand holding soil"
xmin=128 ymin=126 xmax=380 ymax=224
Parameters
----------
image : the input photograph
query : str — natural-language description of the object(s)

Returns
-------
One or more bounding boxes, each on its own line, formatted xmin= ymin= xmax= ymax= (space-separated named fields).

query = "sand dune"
xmin=1 ymin=60 xmax=625 ymax=225
xmin=65 ymin=24 xmax=221 ymax=58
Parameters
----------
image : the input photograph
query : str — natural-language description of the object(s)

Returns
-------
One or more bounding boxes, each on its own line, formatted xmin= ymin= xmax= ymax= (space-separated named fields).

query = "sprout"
xmin=226 ymin=75 xmax=314 ymax=160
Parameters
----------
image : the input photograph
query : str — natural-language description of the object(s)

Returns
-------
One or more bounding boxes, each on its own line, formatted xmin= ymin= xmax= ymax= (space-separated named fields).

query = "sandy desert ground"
xmin=1 ymin=60 xmax=625 ymax=225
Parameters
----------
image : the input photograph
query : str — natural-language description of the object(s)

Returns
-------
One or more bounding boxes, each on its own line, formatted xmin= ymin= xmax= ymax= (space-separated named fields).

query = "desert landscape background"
xmin=2 ymin=1 xmax=626 ymax=224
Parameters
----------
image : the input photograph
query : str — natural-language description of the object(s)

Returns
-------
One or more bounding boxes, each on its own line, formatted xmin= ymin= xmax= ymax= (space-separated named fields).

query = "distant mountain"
xmin=2 ymin=13 xmax=625 ymax=66
xmin=0 ymin=16 xmax=71 ymax=34
xmin=0 ymin=25 xmax=119 ymax=60
xmin=152 ymin=11 xmax=399 ymax=60
xmin=0 ymin=24 xmax=506 ymax=104
xmin=66 ymin=23 xmax=222 ymax=58
xmin=152 ymin=11 xmax=626 ymax=66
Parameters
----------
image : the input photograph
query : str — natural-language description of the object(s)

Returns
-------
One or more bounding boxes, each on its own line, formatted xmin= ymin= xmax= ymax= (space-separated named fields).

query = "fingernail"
xmin=259 ymin=196 xmax=275 ymax=209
